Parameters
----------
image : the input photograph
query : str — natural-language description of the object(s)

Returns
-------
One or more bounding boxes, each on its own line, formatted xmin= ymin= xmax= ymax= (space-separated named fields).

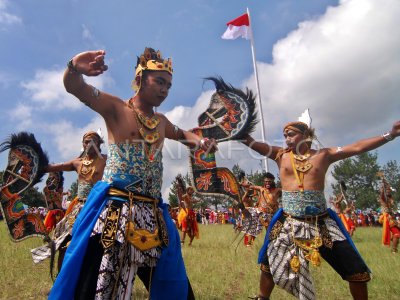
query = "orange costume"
xmin=331 ymin=193 xmax=355 ymax=236
xmin=378 ymin=174 xmax=399 ymax=253
xmin=178 ymin=207 xmax=199 ymax=238
xmin=175 ymin=175 xmax=200 ymax=246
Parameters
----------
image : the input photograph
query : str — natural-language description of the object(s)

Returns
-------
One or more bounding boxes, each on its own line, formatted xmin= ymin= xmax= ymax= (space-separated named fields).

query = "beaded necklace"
xmin=127 ymin=100 xmax=160 ymax=161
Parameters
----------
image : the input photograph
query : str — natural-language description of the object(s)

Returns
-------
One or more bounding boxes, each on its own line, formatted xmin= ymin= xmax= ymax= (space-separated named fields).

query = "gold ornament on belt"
xmin=289 ymin=216 xmax=322 ymax=273
xmin=290 ymin=255 xmax=300 ymax=273
xmin=123 ymin=189 xmax=168 ymax=251
xmin=101 ymin=203 xmax=121 ymax=249
xmin=126 ymin=221 xmax=161 ymax=251
xmin=293 ymin=236 xmax=323 ymax=268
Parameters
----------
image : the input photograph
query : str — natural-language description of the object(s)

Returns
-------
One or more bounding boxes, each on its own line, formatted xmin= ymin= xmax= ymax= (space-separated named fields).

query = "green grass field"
xmin=0 ymin=223 xmax=399 ymax=299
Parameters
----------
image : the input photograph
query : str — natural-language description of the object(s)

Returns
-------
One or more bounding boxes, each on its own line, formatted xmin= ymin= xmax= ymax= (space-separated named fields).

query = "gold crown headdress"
xmin=131 ymin=47 xmax=173 ymax=95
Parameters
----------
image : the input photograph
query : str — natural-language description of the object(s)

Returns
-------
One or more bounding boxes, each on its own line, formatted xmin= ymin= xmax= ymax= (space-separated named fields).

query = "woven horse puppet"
xmin=43 ymin=171 xmax=65 ymax=232
xmin=188 ymin=77 xmax=258 ymax=208
xmin=0 ymin=132 xmax=49 ymax=241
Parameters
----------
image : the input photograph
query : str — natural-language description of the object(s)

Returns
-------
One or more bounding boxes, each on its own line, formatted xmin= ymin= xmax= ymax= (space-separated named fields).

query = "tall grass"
xmin=1 ymin=222 xmax=399 ymax=299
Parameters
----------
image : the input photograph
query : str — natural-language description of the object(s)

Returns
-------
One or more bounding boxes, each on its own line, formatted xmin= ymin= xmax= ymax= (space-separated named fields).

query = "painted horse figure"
xmin=0 ymin=132 xmax=49 ymax=241
xmin=188 ymin=76 xmax=258 ymax=211
xmin=43 ymin=171 xmax=65 ymax=232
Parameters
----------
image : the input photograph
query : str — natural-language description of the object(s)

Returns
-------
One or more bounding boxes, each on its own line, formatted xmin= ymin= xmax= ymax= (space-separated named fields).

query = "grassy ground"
xmin=0 ymin=222 xmax=399 ymax=299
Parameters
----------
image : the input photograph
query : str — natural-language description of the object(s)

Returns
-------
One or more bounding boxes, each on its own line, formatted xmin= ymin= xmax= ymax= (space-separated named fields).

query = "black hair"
xmin=262 ymin=172 xmax=275 ymax=180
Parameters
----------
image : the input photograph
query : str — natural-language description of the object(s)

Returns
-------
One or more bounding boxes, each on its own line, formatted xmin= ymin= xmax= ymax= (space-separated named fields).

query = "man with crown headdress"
xmin=242 ymin=110 xmax=400 ymax=300
xmin=48 ymin=48 xmax=216 ymax=300
xmin=31 ymin=131 xmax=106 ymax=274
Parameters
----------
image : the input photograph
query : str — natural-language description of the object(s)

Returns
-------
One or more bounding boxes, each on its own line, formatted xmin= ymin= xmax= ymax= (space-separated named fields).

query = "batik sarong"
xmin=259 ymin=190 xmax=370 ymax=300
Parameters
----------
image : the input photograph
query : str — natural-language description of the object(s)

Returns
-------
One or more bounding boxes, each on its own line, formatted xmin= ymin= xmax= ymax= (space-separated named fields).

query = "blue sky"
xmin=1 ymin=0 xmax=399 ymax=200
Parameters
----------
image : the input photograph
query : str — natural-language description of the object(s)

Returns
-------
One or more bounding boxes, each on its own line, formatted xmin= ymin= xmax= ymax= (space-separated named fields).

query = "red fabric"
xmin=44 ymin=209 xmax=65 ymax=232
xmin=347 ymin=218 xmax=355 ymax=230
xmin=390 ymin=225 xmax=400 ymax=237
xmin=381 ymin=213 xmax=391 ymax=246
xmin=181 ymin=209 xmax=199 ymax=238
xmin=226 ymin=13 xmax=249 ymax=26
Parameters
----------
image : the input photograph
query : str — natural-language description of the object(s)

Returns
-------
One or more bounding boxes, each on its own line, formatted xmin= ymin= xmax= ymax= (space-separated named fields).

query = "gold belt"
xmin=102 ymin=187 xmax=168 ymax=251
xmin=108 ymin=188 xmax=158 ymax=204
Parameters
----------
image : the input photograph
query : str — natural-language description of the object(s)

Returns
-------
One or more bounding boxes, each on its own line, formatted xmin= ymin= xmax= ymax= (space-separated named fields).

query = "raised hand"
xmin=200 ymin=137 xmax=218 ymax=153
xmin=390 ymin=120 xmax=400 ymax=138
xmin=71 ymin=50 xmax=108 ymax=76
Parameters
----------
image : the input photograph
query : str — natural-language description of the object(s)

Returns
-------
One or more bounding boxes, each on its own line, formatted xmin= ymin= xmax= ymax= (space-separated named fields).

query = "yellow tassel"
xmin=290 ymin=255 xmax=300 ymax=273
xmin=310 ymin=249 xmax=321 ymax=267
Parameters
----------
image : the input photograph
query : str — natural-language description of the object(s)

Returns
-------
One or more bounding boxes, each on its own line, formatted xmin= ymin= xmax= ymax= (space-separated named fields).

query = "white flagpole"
xmin=247 ymin=7 xmax=268 ymax=172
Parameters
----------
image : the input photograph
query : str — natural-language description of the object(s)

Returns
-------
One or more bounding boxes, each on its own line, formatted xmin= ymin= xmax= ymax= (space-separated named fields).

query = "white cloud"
xmin=46 ymin=116 xmax=108 ymax=161
xmin=8 ymin=103 xmax=33 ymax=129
xmin=81 ymin=24 xmax=105 ymax=49
xmin=0 ymin=71 xmax=15 ymax=88
xmin=244 ymin=0 xmax=400 ymax=147
xmin=21 ymin=68 xmax=114 ymax=110
xmin=0 ymin=0 xmax=22 ymax=26
xmin=82 ymin=24 xmax=94 ymax=41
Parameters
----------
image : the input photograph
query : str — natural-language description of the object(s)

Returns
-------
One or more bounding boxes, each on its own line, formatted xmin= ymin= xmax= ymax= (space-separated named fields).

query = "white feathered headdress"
xmin=297 ymin=108 xmax=312 ymax=129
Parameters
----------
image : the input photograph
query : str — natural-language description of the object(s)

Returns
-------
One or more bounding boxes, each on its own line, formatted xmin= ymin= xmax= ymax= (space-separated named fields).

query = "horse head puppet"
xmin=188 ymin=77 xmax=258 ymax=208
xmin=43 ymin=171 xmax=65 ymax=232
xmin=0 ymin=132 xmax=49 ymax=241
xmin=44 ymin=171 xmax=64 ymax=210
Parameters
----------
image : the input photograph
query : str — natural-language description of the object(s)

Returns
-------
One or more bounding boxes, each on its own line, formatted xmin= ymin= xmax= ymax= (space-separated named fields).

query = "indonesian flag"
xmin=221 ymin=13 xmax=250 ymax=40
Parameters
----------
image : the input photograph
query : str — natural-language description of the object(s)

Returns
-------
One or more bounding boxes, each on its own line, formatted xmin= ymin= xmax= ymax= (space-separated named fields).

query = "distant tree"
xmin=168 ymin=191 xmax=179 ymax=208
xmin=247 ymin=170 xmax=265 ymax=186
xmin=381 ymin=159 xmax=400 ymax=205
xmin=168 ymin=175 xmax=181 ymax=207
xmin=68 ymin=180 xmax=78 ymax=200
xmin=232 ymin=164 xmax=245 ymax=181
xmin=331 ymin=152 xmax=380 ymax=209
xmin=20 ymin=186 xmax=46 ymax=207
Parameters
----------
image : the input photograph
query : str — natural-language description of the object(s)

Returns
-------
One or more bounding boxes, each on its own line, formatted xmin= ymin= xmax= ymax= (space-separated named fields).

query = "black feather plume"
xmin=203 ymin=76 xmax=259 ymax=139
xmin=0 ymin=131 xmax=49 ymax=186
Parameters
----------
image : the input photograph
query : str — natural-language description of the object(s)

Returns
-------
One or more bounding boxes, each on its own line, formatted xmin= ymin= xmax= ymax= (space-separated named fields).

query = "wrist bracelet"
xmin=382 ymin=132 xmax=394 ymax=141
xmin=67 ymin=58 xmax=78 ymax=73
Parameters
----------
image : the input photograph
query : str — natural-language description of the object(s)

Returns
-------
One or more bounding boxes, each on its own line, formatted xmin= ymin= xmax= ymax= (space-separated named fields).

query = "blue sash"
xmin=49 ymin=181 xmax=188 ymax=300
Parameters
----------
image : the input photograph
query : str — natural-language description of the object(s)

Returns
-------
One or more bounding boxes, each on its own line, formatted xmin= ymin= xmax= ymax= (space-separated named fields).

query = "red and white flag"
xmin=221 ymin=13 xmax=250 ymax=40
